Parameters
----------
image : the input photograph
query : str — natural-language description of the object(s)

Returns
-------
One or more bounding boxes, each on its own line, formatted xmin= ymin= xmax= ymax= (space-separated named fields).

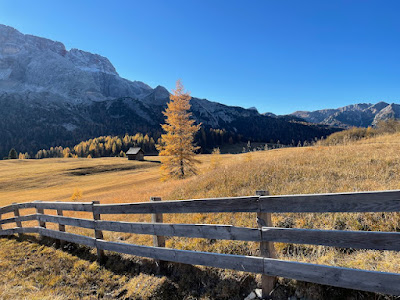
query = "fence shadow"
xmin=4 ymin=234 xmax=393 ymax=300
xmin=8 ymin=234 xmax=258 ymax=300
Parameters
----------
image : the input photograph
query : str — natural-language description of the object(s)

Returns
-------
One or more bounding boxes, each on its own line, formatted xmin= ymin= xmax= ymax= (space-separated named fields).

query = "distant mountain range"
xmin=290 ymin=102 xmax=400 ymax=128
xmin=0 ymin=24 xmax=338 ymax=157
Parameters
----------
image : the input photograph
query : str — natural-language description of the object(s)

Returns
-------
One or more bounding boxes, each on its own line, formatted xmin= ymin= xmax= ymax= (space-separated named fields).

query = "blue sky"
xmin=1 ymin=1 xmax=400 ymax=114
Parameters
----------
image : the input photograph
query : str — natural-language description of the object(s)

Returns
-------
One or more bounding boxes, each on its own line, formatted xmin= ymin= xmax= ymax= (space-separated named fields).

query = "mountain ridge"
xmin=291 ymin=101 xmax=400 ymax=128
xmin=0 ymin=24 xmax=339 ymax=157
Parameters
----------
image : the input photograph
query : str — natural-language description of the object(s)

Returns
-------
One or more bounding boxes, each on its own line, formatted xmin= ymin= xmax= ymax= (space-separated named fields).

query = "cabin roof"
xmin=126 ymin=147 xmax=143 ymax=155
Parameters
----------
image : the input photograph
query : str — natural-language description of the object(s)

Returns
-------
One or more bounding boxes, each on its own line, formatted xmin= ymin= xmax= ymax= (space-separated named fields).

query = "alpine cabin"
xmin=126 ymin=147 xmax=144 ymax=161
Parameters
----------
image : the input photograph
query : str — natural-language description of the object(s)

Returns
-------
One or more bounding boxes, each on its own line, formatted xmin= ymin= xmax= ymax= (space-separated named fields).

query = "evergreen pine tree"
xmin=8 ymin=148 xmax=17 ymax=159
xmin=157 ymin=80 xmax=201 ymax=179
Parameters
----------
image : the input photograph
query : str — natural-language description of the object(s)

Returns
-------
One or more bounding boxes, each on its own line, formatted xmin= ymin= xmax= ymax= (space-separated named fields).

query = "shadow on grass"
xmin=142 ymin=159 xmax=161 ymax=164
xmin=4 ymin=234 xmax=397 ymax=300
xmin=7 ymin=234 xmax=257 ymax=300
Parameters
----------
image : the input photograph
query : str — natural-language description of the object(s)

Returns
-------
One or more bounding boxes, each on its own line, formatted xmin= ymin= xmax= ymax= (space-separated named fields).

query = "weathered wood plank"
xmin=256 ymin=190 xmax=276 ymax=298
xmin=262 ymin=227 xmax=400 ymax=251
xmin=96 ymin=240 xmax=264 ymax=273
xmin=12 ymin=203 xmax=22 ymax=235
xmin=0 ymin=214 xmax=38 ymax=225
xmin=56 ymin=204 xmax=66 ymax=247
xmin=56 ymin=208 xmax=66 ymax=232
xmin=37 ymin=214 xmax=95 ymax=229
xmin=0 ymin=205 xmax=15 ymax=215
xmin=16 ymin=202 xmax=36 ymax=209
xmin=263 ymin=258 xmax=400 ymax=295
xmin=260 ymin=190 xmax=400 ymax=213
xmin=0 ymin=227 xmax=39 ymax=236
xmin=150 ymin=197 xmax=165 ymax=268
xmin=1 ymin=224 xmax=398 ymax=295
xmin=92 ymin=201 xmax=105 ymax=262
xmin=33 ymin=201 xmax=93 ymax=212
xmin=7 ymin=215 xmax=398 ymax=251
xmin=97 ymin=220 xmax=261 ymax=241
xmin=38 ymin=228 xmax=96 ymax=247
xmin=150 ymin=197 xmax=165 ymax=248
xmin=0 ymin=202 xmax=35 ymax=215
xmin=33 ymin=215 xmax=261 ymax=241
xmin=94 ymin=196 xmax=259 ymax=214
xmin=35 ymin=201 xmax=46 ymax=229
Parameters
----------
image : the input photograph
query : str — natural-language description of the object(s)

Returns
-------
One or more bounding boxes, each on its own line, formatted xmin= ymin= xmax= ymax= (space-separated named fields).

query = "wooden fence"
xmin=0 ymin=190 xmax=400 ymax=297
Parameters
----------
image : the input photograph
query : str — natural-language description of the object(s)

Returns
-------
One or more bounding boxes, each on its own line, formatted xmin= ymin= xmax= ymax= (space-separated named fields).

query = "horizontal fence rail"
xmin=0 ymin=190 xmax=399 ymax=296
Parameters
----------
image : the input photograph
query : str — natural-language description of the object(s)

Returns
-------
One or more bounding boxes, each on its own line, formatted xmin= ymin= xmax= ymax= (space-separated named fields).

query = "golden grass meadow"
xmin=1 ymin=132 xmax=400 ymax=299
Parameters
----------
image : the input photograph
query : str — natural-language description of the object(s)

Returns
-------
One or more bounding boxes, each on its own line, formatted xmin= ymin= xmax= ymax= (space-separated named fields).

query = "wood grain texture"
xmin=97 ymin=221 xmax=261 ymax=241
xmin=38 ymin=228 xmax=96 ymax=247
xmin=150 ymin=197 xmax=165 ymax=249
xmin=38 ymin=214 xmax=95 ymax=229
xmin=2 ymin=190 xmax=399 ymax=215
xmin=262 ymin=227 xmax=400 ymax=251
xmin=263 ymin=258 xmax=400 ymax=295
xmin=96 ymin=240 xmax=264 ymax=273
xmin=94 ymin=196 xmax=259 ymax=214
xmin=92 ymin=201 xmax=105 ymax=261
xmin=260 ymin=190 xmax=400 ymax=213
xmin=33 ymin=201 xmax=93 ymax=212
xmin=0 ymin=227 xmax=39 ymax=235
xmin=256 ymin=190 xmax=277 ymax=298
xmin=33 ymin=214 xmax=261 ymax=241
xmin=6 ymin=214 xmax=398 ymax=250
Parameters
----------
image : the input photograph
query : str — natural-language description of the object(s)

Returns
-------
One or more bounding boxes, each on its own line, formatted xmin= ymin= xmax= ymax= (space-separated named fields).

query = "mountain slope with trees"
xmin=0 ymin=24 xmax=339 ymax=158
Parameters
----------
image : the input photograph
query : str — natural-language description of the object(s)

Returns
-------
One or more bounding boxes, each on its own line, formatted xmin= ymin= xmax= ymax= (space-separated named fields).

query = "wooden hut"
xmin=126 ymin=147 xmax=144 ymax=161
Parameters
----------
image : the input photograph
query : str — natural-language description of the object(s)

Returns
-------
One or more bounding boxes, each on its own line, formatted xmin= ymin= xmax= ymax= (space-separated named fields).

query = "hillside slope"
xmin=1 ymin=134 xmax=400 ymax=299
xmin=0 ymin=236 xmax=255 ymax=300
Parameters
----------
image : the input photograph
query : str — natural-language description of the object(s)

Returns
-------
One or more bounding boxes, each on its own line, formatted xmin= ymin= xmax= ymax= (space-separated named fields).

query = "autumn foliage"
xmin=157 ymin=80 xmax=200 ymax=179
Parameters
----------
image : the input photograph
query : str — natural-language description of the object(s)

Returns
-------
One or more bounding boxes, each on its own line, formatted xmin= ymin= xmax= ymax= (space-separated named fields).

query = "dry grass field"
xmin=1 ymin=133 xmax=400 ymax=299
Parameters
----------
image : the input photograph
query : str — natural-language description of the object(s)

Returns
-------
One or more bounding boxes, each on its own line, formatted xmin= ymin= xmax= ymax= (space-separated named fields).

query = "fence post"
xmin=56 ymin=202 xmax=66 ymax=247
xmin=150 ymin=197 xmax=165 ymax=269
xmin=12 ymin=202 xmax=22 ymax=237
xmin=256 ymin=190 xmax=277 ymax=299
xmin=35 ymin=201 xmax=46 ymax=239
xmin=35 ymin=201 xmax=46 ymax=229
xmin=92 ymin=201 xmax=105 ymax=263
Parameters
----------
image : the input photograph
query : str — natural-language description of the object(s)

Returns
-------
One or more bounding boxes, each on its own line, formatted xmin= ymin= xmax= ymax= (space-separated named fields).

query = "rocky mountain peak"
xmin=154 ymin=85 xmax=170 ymax=98
xmin=291 ymin=101 xmax=400 ymax=128
xmin=0 ymin=24 xmax=153 ymax=103
xmin=66 ymin=48 xmax=117 ymax=75
xmin=0 ymin=24 xmax=340 ymax=158
xmin=0 ymin=24 xmax=66 ymax=57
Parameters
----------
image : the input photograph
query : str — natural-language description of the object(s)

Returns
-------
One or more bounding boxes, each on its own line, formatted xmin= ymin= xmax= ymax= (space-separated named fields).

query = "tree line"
xmin=5 ymin=133 xmax=157 ymax=159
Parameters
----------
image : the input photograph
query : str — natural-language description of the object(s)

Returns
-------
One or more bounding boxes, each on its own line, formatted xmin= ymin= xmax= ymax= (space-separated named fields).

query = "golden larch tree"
xmin=157 ymin=80 xmax=201 ymax=179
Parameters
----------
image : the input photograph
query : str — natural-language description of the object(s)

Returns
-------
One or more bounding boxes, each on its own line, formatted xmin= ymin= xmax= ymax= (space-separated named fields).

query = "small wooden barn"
xmin=126 ymin=147 xmax=144 ymax=161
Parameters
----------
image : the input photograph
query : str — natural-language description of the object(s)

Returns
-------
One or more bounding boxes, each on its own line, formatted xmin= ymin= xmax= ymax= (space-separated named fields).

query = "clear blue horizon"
xmin=1 ymin=1 xmax=400 ymax=114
